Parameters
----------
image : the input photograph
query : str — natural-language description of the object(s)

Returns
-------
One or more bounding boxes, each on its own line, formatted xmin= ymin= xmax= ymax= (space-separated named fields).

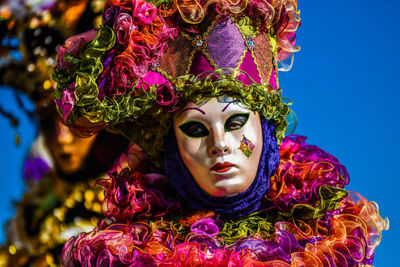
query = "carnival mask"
xmin=46 ymin=119 xmax=97 ymax=175
xmin=173 ymin=97 xmax=263 ymax=197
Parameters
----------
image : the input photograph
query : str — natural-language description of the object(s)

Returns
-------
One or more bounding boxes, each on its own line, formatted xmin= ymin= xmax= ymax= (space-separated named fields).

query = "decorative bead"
xmin=245 ymin=36 xmax=255 ymax=51
xmin=150 ymin=60 xmax=161 ymax=71
xmin=191 ymin=35 xmax=207 ymax=50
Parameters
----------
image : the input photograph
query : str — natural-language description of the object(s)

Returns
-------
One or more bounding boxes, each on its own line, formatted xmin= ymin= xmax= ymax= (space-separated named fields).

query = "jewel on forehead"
xmin=238 ymin=135 xmax=255 ymax=159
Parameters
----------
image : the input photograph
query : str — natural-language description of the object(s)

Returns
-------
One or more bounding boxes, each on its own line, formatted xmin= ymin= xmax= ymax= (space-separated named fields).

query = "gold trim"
xmin=180 ymin=30 xmax=192 ymax=42
xmin=235 ymin=46 xmax=250 ymax=73
xmin=200 ymin=49 xmax=219 ymax=70
xmin=231 ymin=16 xmax=255 ymax=76
xmin=156 ymin=67 xmax=175 ymax=83
xmin=234 ymin=16 xmax=275 ymax=87
xmin=270 ymin=32 xmax=280 ymax=88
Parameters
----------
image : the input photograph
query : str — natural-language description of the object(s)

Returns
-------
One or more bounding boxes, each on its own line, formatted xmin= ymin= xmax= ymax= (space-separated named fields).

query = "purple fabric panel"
xmin=205 ymin=18 xmax=246 ymax=69
xmin=189 ymin=52 xmax=214 ymax=76
xmin=164 ymin=117 xmax=280 ymax=219
xmin=238 ymin=51 xmax=261 ymax=85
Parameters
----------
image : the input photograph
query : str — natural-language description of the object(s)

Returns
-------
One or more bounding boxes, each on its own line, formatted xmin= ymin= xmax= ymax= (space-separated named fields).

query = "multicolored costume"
xmin=51 ymin=0 xmax=388 ymax=266
xmin=62 ymin=136 xmax=387 ymax=266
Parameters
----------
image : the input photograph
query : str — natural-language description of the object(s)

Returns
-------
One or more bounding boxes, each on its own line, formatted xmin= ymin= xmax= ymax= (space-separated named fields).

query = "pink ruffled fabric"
xmin=267 ymin=135 xmax=350 ymax=215
xmin=97 ymin=169 xmax=180 ymax=222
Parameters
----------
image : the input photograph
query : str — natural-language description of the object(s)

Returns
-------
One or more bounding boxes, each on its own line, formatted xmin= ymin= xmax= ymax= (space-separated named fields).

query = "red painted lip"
xmin=210 ymin=162 xmax=236 ymax=173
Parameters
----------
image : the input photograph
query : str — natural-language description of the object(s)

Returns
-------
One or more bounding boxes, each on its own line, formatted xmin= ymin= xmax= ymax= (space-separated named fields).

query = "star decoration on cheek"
xmin=238 ymin=135 xmax=255 ymax=159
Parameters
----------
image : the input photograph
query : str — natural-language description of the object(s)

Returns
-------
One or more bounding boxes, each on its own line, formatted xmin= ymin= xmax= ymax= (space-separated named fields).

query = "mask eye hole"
xmin=224 ymin=113 xmax=249 ymax=132
xmin=179 ymin=121 xmax=210 ymax=138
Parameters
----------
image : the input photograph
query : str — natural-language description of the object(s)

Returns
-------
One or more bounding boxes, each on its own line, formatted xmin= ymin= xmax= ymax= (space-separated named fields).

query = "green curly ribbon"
xmin=74 ymin=26 xmax=115 ymax=106
xmin=148 ymin=0 xmax=174 ymax=8
xmin=53 ymin=26 xmax=116 ymax=123
xmin=219 ymin=211 xmax=274 ymax=246
xmin=53 ymin=68 xmax=75 ymax=95
xmin=217 ymin=188 xmax=348 ymax=244
xmin=278 ymin=186 xmax=348 ymax=220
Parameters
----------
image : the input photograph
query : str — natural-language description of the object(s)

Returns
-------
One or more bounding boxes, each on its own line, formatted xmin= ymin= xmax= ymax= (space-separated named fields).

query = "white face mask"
xmin=173 ymin=97 xmax=263 ymax=197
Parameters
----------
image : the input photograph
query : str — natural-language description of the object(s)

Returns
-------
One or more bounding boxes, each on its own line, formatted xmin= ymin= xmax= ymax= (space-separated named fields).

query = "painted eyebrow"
xmin=222 ymin=100 xmax=239 ymax=112
xmin=177 ymin=107 xmax=206 ymax=117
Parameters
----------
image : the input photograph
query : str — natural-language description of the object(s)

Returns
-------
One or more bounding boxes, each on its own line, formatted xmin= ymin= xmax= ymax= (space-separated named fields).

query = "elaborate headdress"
xmin=53 ymin=0 xmax=300 ymax=163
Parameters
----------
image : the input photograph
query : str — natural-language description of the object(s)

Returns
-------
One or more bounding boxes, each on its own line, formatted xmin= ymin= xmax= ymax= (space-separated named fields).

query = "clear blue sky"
xmin=0 ymin=1 xmax=398 ymax=265
xmin=280 ymin=1 xmax=399 ymax=265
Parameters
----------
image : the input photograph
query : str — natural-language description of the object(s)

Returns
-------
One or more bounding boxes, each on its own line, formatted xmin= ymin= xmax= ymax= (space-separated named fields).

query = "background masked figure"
xmin=0 ymin=103 xmax=130 ymax=266
xmin=0 ymin=1 xmax=142 ymax=266
xmin=50 ymin=0 xmax=388 ymax=266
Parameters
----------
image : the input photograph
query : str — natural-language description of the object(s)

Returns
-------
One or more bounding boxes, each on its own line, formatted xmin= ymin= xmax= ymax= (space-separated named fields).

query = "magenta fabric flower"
xmin=156 ymin=83 xmax=175 ymax=107
xmin=156 ymin=26 xmax=178 ymax=42
xmin=153 ymin=42 xmax=168 ymax=58
xmin=110 ymin=56 xmax=138 ymax=95
xmin=132 ymin=0 xmax=157 ymax=25
xmin=114 ymin=13 xmax=136 ymax=45
xmin=190 ymin=218 xmax=219 ymax=237
xmin=130 ymin=41 xmax=151 ymax=61
xmin=55 ymin=85 xmax=76 ymax=123
xmin=97 ymin=170 xmax=179 ymax=222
